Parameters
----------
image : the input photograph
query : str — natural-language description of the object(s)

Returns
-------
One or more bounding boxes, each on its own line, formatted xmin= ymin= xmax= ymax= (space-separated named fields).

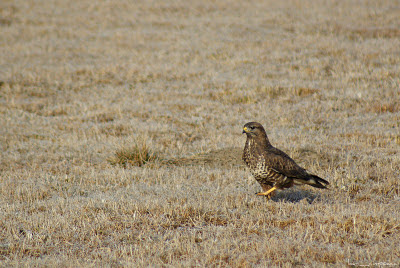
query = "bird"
xmin=242 ymin=122 xmax=329 ymax=199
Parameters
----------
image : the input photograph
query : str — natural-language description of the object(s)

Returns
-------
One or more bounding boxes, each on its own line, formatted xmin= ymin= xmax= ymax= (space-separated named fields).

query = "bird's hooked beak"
xmin=242 ymin=126 xmax=248 ymax=134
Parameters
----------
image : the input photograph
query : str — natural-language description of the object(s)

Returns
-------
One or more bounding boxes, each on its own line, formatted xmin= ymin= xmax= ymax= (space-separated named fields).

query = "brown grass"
xmin=1 ymin=0 xmax=400 ymax=266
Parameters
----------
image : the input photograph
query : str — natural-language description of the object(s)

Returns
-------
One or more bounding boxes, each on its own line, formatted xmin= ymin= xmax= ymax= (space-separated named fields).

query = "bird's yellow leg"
xmin=256 ymin=186 xmax=277 ymax=197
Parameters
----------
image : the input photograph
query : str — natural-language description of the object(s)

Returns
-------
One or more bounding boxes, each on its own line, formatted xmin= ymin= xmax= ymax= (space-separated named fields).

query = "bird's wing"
xmin=263 ymin=147 xmax=308 ymax=179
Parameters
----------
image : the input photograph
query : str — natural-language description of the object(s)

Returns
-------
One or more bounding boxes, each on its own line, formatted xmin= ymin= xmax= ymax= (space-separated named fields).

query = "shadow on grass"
xmin=162 ymin=147 xmax=245 ymax=168
xmin=270 ymin=189 xmax=321 ymax=204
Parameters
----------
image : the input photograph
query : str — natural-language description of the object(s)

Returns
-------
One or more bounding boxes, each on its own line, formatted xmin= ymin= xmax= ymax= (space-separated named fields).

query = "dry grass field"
xmin=1 ymin=0 xmax=400 ymax=266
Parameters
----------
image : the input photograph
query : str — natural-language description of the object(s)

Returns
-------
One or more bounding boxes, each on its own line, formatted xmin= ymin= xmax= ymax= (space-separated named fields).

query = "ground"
xmin=1 ymin=0 xmax=399 ymax=266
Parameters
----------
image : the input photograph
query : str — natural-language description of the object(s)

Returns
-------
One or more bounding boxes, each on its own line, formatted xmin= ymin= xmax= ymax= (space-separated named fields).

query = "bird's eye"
xmin=250 ymin=126 xmax=255 ymax=130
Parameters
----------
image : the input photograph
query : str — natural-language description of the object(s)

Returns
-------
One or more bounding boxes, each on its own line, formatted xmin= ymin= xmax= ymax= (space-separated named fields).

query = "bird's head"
xmin=242 ymin=122 xmax=267 ymax=138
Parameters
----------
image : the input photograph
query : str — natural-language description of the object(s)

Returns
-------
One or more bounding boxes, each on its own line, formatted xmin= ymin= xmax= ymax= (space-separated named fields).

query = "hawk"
xmin=242 ymin=122 xmax=329 ymax=199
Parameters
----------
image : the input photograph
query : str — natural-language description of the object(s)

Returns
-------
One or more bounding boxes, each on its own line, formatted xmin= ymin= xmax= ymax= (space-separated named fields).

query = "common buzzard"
xmin=242 ymin=122 xmax=329 ymax=199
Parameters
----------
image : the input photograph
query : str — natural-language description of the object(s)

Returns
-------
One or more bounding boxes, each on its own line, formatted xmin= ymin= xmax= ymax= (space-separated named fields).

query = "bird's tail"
xmin=296 ymin=175 xmax=329 ymax=189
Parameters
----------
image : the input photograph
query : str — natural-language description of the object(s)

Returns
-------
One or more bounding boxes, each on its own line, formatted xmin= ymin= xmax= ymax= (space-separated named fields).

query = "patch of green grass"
xmin=108 ymin=141 xmax=157 ymax=168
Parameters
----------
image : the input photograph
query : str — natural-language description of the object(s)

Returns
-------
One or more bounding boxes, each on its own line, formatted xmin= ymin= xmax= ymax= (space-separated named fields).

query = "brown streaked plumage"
xmin=242 ymin=122 xmax=329 ymax=198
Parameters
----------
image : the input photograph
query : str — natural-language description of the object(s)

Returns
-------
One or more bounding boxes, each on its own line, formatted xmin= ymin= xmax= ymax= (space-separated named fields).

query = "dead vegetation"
xmin=1 ymin=0 xmax=399 ymax=266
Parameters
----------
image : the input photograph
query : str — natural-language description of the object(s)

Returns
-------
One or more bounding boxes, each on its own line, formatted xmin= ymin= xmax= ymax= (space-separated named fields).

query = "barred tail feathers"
xmin=295 ymin=175 xmax=329 ymax=189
